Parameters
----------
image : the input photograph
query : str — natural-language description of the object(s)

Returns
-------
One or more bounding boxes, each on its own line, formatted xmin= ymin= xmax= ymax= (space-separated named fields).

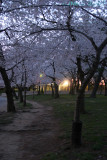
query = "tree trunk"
xmin=71 ymin=88 xmax=85 ymax=147
xmin=79 ymin=92 xmax=85 ymax=113
xmin=72 ymin=52 xmax=101 ymax=146
xmin=104 ymin=80 xmax=107 ymax=96
xmin=37 ymin=85 xmax=41 ymax=95
xmin=23 ymin=69 xmax=27 ymax=107
xmin=32 ymin=86 xmax=35 ymax=99
xmin=54 ymin=82 xmax=59 ymax=98
xmin=76 ymin=78 xmax=79 ymax=93
xmin=71 ymin=29 xmax=107 ymax=147
xmin=71 ymin=120 xmax=82 ymax=147
xmin=12 ymin=88 xmax=18 ymax=100
xmin=41 ymin=87 xmax=44 ymax=94
xmin=90 ymin=79 xmax=99 ymax=98
xmin=23 ymin=87 xmax=26 ymax=107
xmin=74 ymin=89 xmax=85 ymax=121
xmin=51 ymin=83 xmax=54 ymax=97
xmin=18 ymin=87 xmax=23 ymax=103
xmin=0 ymin=67 xmax=16 ymax=112
xmin=90 ymin=66 xmax=104 ymax=98
xmin=69 ymin=80 xmax=75 ymax=95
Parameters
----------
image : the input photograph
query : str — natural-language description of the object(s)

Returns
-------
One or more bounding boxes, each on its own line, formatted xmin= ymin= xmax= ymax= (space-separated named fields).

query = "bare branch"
xmin=0 ymin=27 xmax=9 ymax=33
xmin=6 ymin=59 xmax=24 ymax=71
xmin=3 ymin=3 xmax=103 ymax=13
xmin=82 ymin=8 xmax=107 ymax=25
xmin=40 ymin=9 xmax=57 ymax=24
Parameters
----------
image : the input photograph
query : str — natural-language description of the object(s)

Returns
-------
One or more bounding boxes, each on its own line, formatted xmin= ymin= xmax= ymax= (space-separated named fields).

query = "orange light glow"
xmin=63 ymin=80 xmax=69 ymax=87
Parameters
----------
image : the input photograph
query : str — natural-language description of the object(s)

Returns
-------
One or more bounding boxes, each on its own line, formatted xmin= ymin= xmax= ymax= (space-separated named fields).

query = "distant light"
xmin=63 ymin=80 xmax=69 ymax=87
xmin=40 ymin=74 xmax=43 ymax=78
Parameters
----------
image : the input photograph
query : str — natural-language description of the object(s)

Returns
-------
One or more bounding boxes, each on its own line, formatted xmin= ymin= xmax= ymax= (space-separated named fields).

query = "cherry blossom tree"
xmin=90 ymin=58 xmax=107 ymax=98
xmin=0 ymin=44 xmax=16 ymax=112
xmin=0 ymin=0 xmax=107 ymax=146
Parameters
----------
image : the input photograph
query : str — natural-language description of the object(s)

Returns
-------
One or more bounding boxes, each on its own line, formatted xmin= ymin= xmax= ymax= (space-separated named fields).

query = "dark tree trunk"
xmin=33 ymin=89 xmax=34 ymax=99
xmin=51 ymin=83 xmax=54 ymax=97
xmin=54 ymin=82 xmax=59 ymax=98
xmin=32 ymin=86 xmax=35 ymax=99
xmin=74 ymin=89 xmax=85 ymax=122
xmin=0 ymin=67 xmax=16 ymax=112
xmin=90 ymin=79 xmax=99 ymax=98
xmin=90 ymin=66 xmax=104 ymax=98
xmin=37 ymin=85 xmax=41 ymax=95
xmin=18 ymin=87 xmax=23 ymax=103
xmin=72 ymin=49 xmax=104 ymax=147
xmin=104 ymin=80 xmax=107 ymax=96
xmin=45 ymin=62 xmax=59 ymax=98
xmin=71 ymin=120 xmax=82 ymax=147
xmin=99 ymin=84 xmax=103 ymax=95
xmin=67 ymin=22 xmax=107 ymax=147
xmin=69 ymin=80 xmax=75 ymax=95
xmin=41 ymin=87 xmax=44 ymax=94
xmin=71 ymin=89 xmax=84 ymax=147
xmin=12 ymin=88 xmax=18 ymax=100
xmin=76 ymin=78 xmax=79 ymax=93
xmin=79 ymin=92 xmax=85 ymax=113
xmin=69 ymin=85 xmax=75 ymax=95
xmin=23 ymin=87 xmax=26 ymax=107
xmin=23 ymin=70 xmax=27 ymax=107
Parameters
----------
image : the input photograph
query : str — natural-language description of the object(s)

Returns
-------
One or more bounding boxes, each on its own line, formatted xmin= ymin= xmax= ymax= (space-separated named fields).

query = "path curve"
xmin=0 ymin=100 xmax=61 ymax=160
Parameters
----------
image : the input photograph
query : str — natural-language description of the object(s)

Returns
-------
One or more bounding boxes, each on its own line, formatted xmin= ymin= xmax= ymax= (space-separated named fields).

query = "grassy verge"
xmin=27 ymin=94 xmax=107 ymax=160
xmin=15 ymin=101 xmax=33 ymax=110
xmin=27 ymin=94 xmax=54 ymax=102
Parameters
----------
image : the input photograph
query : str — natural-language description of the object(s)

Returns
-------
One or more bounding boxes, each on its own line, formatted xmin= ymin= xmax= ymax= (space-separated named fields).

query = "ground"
xmin=0 ymin=96 xmax=7 ymax=112
xmin=0 ymin=100 xmax=62 ymax=160
xmin=0 ymin=95 xmax=107 ymax=160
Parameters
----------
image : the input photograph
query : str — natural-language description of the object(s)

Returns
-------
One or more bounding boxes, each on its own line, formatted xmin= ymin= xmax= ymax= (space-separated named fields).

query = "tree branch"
xmin=98 ymin=37 xmax=107 ymax=53
xmin=82 ymin=8 xmax=107 ymax=25
xmin=6 ymin=59 xmax=24 ymax=71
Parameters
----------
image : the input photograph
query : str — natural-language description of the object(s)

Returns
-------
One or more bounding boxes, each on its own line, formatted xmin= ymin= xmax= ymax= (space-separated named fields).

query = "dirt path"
xmin=0 ymin=100 xmax=61 ymax=160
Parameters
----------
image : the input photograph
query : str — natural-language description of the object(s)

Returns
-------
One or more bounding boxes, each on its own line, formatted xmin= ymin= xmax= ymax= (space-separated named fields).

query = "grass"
xmin=27 ymin=94 xmax=54 ymax=102
xmin=16 ymin=101 xmax=33 ymax=110
xmin=27 ymin=94 xmax=107 ymax=160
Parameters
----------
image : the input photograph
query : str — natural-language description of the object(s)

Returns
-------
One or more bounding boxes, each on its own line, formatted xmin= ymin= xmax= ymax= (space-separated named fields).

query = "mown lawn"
xmin=27 ymin=94 xmax=107 ymax=160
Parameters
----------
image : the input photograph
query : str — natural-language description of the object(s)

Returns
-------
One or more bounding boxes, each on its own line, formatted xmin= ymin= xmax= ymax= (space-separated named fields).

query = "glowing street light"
xmin=40 ymin=73 xmax=43 ymax=78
